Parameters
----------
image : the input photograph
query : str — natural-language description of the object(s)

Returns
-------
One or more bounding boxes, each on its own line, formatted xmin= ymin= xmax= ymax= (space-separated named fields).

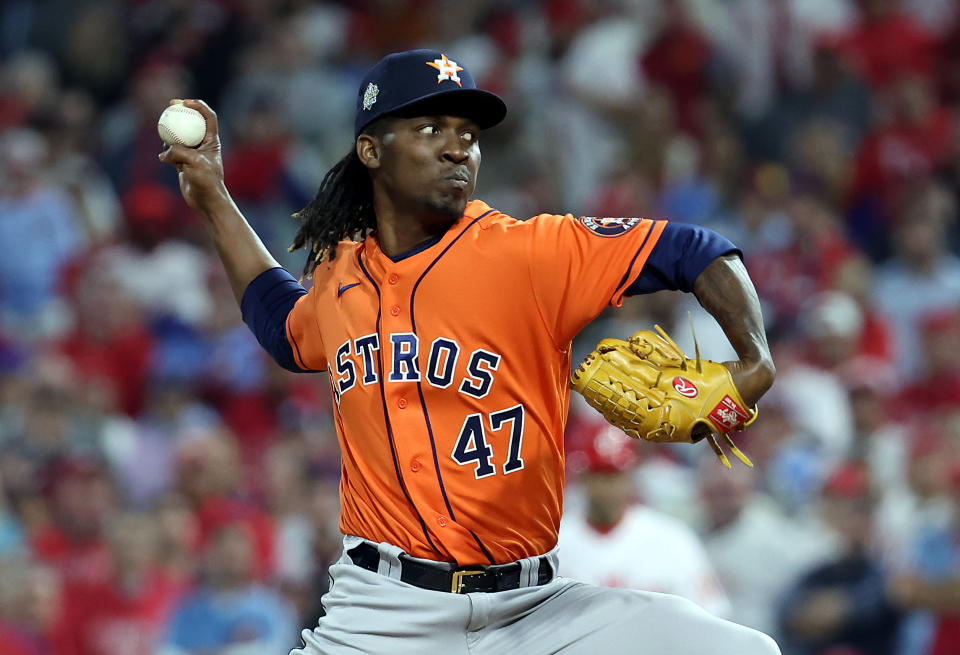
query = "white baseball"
xmin=157 ymin=102 xmax=207 ymax=147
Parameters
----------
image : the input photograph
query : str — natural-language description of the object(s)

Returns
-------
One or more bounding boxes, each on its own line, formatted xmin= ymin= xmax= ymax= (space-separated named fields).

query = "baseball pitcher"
xmin=159 ymin=49 xmax=779 ymax=655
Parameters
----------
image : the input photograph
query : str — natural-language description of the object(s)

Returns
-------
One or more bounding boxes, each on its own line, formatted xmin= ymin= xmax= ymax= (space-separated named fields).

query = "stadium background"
xmin=1 ymin=0 xmax=960 ymax=654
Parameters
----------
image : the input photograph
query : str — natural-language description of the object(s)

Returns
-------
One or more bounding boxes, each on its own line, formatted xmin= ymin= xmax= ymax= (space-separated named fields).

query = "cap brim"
xmin=366 ymin=88 xmax=506 ymax=133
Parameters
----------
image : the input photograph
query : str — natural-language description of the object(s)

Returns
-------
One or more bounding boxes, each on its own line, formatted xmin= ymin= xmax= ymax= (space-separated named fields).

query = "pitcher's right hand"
xmin=158 ymin=99 xmax=230 ymax=216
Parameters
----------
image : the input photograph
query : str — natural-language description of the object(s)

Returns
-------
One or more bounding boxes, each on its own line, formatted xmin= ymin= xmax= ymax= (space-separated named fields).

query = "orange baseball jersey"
xmin=284 ymin=199 xmax=665 ymax=565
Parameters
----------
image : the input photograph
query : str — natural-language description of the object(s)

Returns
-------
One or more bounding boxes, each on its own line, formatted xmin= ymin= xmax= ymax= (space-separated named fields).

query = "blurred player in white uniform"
xmin=559 ymin=424 xmax=730 ymax=616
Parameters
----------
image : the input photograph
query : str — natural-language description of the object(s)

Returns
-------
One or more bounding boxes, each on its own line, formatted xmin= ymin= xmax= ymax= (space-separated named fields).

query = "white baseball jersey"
xmin=559 ymin=505 xmax=730 ymax=617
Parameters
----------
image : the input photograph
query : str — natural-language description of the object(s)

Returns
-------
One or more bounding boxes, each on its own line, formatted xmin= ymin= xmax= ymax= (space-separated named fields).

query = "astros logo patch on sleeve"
xmin=578 ymin=216 xmax=642 ymax=238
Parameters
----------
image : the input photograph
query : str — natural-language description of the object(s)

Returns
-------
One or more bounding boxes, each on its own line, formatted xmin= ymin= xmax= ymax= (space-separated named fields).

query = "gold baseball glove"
xmin=571 ymin=325 xmax=757 ymax=467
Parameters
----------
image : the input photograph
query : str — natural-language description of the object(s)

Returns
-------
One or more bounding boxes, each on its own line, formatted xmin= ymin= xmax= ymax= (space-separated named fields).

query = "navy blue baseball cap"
xmin=354 ymin=49 xmax=507 ymax=138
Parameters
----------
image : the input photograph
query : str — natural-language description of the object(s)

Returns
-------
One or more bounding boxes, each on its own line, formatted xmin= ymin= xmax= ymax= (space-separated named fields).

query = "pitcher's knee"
xmin=705 ymin=615 xmax=781 ymax=655
xmin=736 ymin=629 xmax=781 ymax=655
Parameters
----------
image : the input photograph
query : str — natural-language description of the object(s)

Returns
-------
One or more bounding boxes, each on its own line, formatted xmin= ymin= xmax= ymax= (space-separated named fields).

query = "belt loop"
xmin=543 ymin=547 xmax=559 ymax=580
xmin=518 ymin=556 xmax=537 ymax=587
xmin=376 ymin=541 xmax=404 ymax=579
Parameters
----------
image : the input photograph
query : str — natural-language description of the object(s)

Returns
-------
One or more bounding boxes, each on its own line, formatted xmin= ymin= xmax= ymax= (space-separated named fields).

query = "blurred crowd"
xmin=1 ymin=0 xmax=960 ymax=654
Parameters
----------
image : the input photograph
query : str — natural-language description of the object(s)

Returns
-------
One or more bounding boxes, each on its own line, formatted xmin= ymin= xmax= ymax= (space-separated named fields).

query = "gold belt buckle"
xmin=451 ymin=569 xmax=486 ymax=594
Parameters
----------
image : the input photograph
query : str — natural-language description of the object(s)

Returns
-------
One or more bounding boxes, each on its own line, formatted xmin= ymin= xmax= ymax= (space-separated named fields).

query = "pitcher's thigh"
xmin=291 ymin=563 xmax=472 ymax=655
xmin=495 ymin=580 xmax=781 ymax=655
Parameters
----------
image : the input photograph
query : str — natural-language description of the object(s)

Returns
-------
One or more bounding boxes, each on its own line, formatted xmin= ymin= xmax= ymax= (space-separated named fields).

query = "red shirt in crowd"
xmin=0 ymin=621 xmax=58 ymax=655
xmin=851 ymin=106 xmax=956 ymax=217
xmin=56 ymin=570 xmax=183 ymax=655
xmin=31 ymin=529 xmax=112 ymax=587
xmin=58 ymin=324 xmax=154 ymax=417
xmin=194 ymin=496 xmax=275 ymax=579
xmin=642 ymin=22 xmax=712 ymax=135
xmin=837 ymin=12 xmax=937 ymax=89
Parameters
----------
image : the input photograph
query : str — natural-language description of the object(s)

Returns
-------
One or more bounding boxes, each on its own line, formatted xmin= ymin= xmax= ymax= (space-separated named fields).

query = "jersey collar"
xmin=363 ymin=199 xmax=492 ymax=268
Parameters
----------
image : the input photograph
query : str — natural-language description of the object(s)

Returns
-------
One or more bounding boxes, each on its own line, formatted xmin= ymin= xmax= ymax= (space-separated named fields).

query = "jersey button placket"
xmin=381 ymin=273 xmax=425 ymax=508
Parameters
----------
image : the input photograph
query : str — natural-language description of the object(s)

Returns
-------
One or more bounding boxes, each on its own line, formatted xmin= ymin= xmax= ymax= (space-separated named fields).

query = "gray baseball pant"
xmin=292 ymin=535 xmax=781 ymax=655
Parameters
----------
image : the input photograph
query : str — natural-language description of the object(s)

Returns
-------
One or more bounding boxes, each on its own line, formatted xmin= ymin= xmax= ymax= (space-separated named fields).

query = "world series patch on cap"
xmin=354 ymin=49 xmax=507 ymax=138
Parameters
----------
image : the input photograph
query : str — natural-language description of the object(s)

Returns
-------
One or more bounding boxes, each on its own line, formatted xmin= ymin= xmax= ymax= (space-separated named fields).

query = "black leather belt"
xmin=347 ymin=542 xmax=553 ymax=594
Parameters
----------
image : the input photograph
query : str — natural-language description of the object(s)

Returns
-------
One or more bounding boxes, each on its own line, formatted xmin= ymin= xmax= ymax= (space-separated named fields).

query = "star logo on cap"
xmin=426 ymin=54 xmax=463 ymax=87
xmin=362 ymin=83 xmax=379 ymax=110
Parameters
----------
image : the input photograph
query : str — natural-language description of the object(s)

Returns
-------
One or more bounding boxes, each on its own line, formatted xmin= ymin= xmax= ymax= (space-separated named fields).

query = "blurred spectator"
xmin=264 ymin=438 xmax=341 ymax=627
xmin=705 ymin=166 xmax=794 ymax=258
xmin=888 ymin=461 xmax=960 ymax=655
xmin=552 ymin=3 xmax=653 ymax=210
xmin=176 ymin=431 xmax=276 ymax=581
xmin=875 ymin=426 xmax=955 ymax=573
xmin=850 ymin=77 xmax=956 ymax=253
xmin=199 ymin=265 xmax=279 ymax=457
xmin=778 ymin=464 xmax=902 ymax=655
xmin=58 ymin=2 xmax=128 ymax=102
xmin=45 ymin=88 xmax=121 ymax=245
xmin=657 ymin=134 xmax=722 ymax=224
xmin=298 ymin=477 xmax=342 ymax=628
xmin=0 ymin=468 xmax=25 ymax=559
xmin=641 ymin=3 xmax=712 ymax=136
xmin=100 ymin=183 xmax=212 ymax=328
xmin=829 ymin=253 xmax=897 ymax=367
xmin=937 ymin=10 xmax=960 ymax=106
xmin=872 ymin=182 xmax=960 ymax=379
xmin=750 ymin=192 xmax=859 ymax=329
xmin=843 ymin=367 xmax=908 ymax=495
xmin=0 ymin=50 xmax=60 ymax=128
xmin=98 ymin=60 xmax=187 ymax=193
xmin=687 ymin=0 xmax=778 ymax=119
xmin=30 ymin=458 xmax=114 ymax=587
xmin=559 ymin=424 xmax=729 ymax=615
xmin=57 ymin=513 xmax=182 ymax=655
xmin=221 ymin=100 xmax=303 ymax=251
xmin=0 ymin=128 xmax=85 ymax=338
xmin=0 ymin=561 xmax=63 ymax=655
xmin=104 ymin=380 xmax=219 ymax=509
xmin=802 ymin=291 xmax=870 ymax=373
xmin=698 ymin=452 xmax=834 ymax=642
xmin=265 ymin=440 xmax=315 ymax=588
xmin=896 ymin=309 xmax=960 ymax=413
xmin=218 ymin=11 xmax=355 ymax=157
xmin=154 ymin=493 xmax=199 ymax=588
xmin=159 ymin=521 xmax=297 ymax=655
xmin=836 ymin=0 xmax=937 ymax=91
xmin=57 ymin=264 xmax=154 ymax=418
xmin=758 ymin=339 xmax=855 ymax=490
xmin=778 ymin=38 xmax=870 ymax=161
xmin=901 ymin=0 xmax=959 ymax=38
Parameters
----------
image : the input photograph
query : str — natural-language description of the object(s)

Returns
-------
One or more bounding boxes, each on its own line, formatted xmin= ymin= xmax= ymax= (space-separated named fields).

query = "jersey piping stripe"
xmin=357 ymin=252 xmax=444 ymax=558
xmin=613 ymin=219 xmax=664 ymax=296
xmin=285 ymin=318 xmax=325 ymax=373
xmin=410 ymin=209 xmax=497 ymax=565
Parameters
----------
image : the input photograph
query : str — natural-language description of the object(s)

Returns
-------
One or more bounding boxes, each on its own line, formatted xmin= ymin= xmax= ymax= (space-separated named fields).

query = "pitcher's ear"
xmin=356 ymin=134 xmax=381 ymax=170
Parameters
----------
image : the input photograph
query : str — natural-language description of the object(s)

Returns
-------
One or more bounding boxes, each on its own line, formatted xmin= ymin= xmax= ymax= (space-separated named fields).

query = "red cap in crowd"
xmin=823 ymin=463 xmax=871 ymax=498
xmin=569 ymin=423 xmax=639 ymax=475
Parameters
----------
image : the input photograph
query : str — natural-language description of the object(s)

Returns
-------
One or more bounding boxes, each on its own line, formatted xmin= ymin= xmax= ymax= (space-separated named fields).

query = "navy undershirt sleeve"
xmin=240 ymin=267 xmax=309 ymax=372
xmin=626 ymin=222 xmax=741 ymax=296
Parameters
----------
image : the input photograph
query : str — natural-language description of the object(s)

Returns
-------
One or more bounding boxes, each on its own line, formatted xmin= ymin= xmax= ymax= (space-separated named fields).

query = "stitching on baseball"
xmin=160 ymin=106 xmax=205 ymax=145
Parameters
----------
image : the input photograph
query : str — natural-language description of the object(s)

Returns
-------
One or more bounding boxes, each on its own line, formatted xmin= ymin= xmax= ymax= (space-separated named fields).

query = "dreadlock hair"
xmin=290 ymin=119 xmax=390 ymax=280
